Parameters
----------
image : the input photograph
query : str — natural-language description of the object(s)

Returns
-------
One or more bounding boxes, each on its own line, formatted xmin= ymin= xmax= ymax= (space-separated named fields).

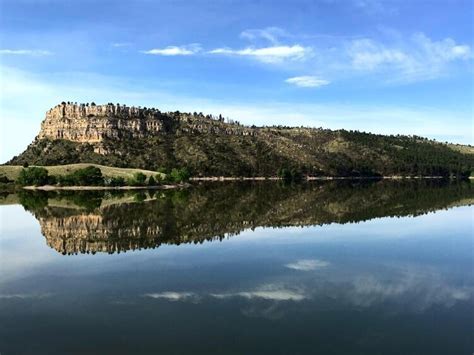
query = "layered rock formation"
xmin=38 ymin=102 xmax=257 ymax=145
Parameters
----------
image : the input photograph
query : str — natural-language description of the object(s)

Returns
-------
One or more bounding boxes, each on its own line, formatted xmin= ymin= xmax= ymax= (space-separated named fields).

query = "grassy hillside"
xmin=0 ymin=164 xmax=163 ymax=181
xmin=448 ymin=143 xmax=474 ymax=155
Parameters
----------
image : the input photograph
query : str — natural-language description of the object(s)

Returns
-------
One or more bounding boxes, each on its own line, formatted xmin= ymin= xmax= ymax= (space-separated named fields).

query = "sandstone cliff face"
xmin=39 ymin=102 xmax=166 ymax=143
xmin=38 ymin=102 xmax=258 ymax=150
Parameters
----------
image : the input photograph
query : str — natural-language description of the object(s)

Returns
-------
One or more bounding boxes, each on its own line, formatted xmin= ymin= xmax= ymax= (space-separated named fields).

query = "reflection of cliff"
xmin=39 ymin=213 xmax=163 ymax=254
xmin=20 ymin=180 xmax=474 ymax=255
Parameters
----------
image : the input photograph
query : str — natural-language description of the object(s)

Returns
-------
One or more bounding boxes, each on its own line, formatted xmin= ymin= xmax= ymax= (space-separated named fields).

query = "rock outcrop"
xmin=38 ymin=102 xmax=257 ymax=146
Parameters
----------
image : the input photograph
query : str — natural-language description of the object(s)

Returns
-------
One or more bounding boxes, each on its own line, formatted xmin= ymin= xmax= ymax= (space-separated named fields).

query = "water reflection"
xmin=0 ymin=180 xmax=472 ymax=354
xmin=4 ymin=180 xmax=472 ymax=254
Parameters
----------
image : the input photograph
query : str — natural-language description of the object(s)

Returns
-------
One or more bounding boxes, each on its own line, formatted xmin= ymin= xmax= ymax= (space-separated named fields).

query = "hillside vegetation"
xmin=0 ymin=164 xmax=162 ymax=181
xmin=7 ymin=107 xmax=474 ymax=177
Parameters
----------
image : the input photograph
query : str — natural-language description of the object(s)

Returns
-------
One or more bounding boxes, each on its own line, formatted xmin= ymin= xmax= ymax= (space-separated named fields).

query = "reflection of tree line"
xmin=17 ymin=180 xmax=474 ymax=255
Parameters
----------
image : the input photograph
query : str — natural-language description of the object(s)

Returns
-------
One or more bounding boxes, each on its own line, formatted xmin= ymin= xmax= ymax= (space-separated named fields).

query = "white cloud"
xmin=142 ymin=44 xmax=201 ymax=56
xmin=0 ymin=49 xmax=52 ymax=56
xmin=143 ymin=292 xmax=198 ymax=301
xmin=209 ymin=45 xmax=312 ymax=63
xmin=285 ymin=76 xmax=330 ymax=88
xmin=111 ymin=42 xmax=131 ymax=48
xmin=285 ymin=259 xmax=330 ymax=271
xmin=348 ymin=33 xmax=472 ymax=81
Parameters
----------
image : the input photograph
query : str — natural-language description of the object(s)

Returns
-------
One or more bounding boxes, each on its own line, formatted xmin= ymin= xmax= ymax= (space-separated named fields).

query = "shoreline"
xmin=23 ymin=183 xmax=189 ymax=191
xmin=19 ymin=176 xmax=469 ymax=190
xmin=191 ymin=175 xmax=450 ymax=181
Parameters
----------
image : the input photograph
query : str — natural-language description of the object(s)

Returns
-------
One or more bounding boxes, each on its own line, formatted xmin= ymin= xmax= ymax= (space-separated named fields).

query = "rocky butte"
xmin=8 ymin=101 xmax=474 ymax=177
xmin=40 ymin=102 xmax=256 ymax=144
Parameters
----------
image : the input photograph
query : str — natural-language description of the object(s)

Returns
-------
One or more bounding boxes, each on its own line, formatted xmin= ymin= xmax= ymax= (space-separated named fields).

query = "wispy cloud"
xmin=352 ymin=0 xmax=399 ymax=15
xmin=209 ymin=45 xmax=312 ymax=63
xmin=111 ymin=42 xmax=131 ymax=48
xmin=285 ymin=76 xmax=330 ymax=88
xmin=240 ymin=27 xmax=288 ymax=44
xmin=285 ymin=259 xmax=330 ymax=271
xmin=233 ymin=27 xmax=472 ymax=83
xmin=142 ymin=44 xmax=201 ymax=56
xmin=347 ymin=33 xmax=472 ymax=81
xmin=0 ymin=49 xmax=52 ymax=56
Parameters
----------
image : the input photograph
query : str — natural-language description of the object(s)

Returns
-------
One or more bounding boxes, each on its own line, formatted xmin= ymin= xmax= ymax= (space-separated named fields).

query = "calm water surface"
xmin=0 ymin=181 xmax=473 ymax=354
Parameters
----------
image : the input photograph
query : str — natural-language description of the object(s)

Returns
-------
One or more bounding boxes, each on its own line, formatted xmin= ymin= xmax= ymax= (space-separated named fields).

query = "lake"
xmin=0 ymin=180 xmax=473 ymax=354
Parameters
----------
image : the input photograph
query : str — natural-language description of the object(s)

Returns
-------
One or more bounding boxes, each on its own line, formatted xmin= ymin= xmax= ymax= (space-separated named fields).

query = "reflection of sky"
xmin=0 ymin=204 xmax=473 ymax=353
xmin=1 ymin=204 xmax=472 ymax=303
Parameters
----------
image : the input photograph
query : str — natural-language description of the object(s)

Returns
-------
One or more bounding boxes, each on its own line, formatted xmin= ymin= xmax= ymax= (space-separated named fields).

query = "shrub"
xmin=72 ymin=166 xmax=103 ymax=186
xmin=105 ymin=176 xmax=126 ymax=186
xmin=17 ymin=167 xmax=51 ymax=186
xmin=57 ymin=175 xmax=74 ymax=186
xmin=129 ymin=172 xmax=147 ymax=186
xmin=278 ymin=167 xmax=303 ymax=183
xmin=148 ymin=175 xmax=156 ymax=186
xmin=170 ymin=167 xmax=190 ymax=183
xmin=0 ymin=175 xmax=12 ymax=184
xmin=57 ymin=166 xmax=104 ymax=186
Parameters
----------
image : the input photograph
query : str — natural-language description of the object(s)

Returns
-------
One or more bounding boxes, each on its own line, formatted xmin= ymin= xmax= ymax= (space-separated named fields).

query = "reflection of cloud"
xmin=349 ymin=271 xmax=472 ymax=311
xmin=0 ymin=293 xmax=51 ymax=299
xmin=140 ymin=285 xmax=305 ymax=319
xmin=143 ymin=292 xmax=198 ymax=301
xmin=285 ymin=259 xmax=330 ymax=271
xmin=240 ymin=303 xmax=286 ymax=320
xmin=211 ymin=284 xmax=307 ymax=319
xmin=211 ymin=284 xmax=307 ymax=301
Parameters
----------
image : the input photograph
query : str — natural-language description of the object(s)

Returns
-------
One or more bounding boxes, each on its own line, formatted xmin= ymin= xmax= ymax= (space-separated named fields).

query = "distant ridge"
xmin=7 ymin=102 xmax=474 ymax=177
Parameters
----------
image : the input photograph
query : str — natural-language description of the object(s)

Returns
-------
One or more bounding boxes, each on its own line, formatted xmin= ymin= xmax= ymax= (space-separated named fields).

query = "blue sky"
xmin=0 ymin=0 xmax=473 ymax=162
